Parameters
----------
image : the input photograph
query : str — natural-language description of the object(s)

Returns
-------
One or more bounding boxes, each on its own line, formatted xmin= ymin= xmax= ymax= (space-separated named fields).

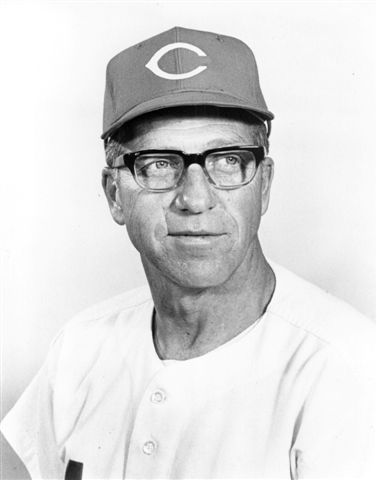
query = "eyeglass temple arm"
xmin=112 ymin=154 xmax=136 ymax=171
xmin=267 ymin=120 xmax=271 ymax=138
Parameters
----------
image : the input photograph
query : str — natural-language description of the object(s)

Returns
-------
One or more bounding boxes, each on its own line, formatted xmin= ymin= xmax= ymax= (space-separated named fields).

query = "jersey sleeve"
xmin=0 ymin=331 xmax=66 ymax=479
xmin=290 ymin=349 xmax=376 ymax=479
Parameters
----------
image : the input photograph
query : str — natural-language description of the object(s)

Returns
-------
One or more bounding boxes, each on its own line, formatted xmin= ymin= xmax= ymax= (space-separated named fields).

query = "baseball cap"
xmin=102 ymin=26 xmax=274 ymax=140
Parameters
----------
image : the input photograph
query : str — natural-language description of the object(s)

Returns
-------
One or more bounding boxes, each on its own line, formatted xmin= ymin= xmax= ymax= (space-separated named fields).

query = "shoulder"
xmin=45 ymin=285 xmax=153 ymax=382
xmin=62 ymin=284 xmax=152 ymax=336
xmin=268 ymin=262 xmax=375 ymax=377
xmin=68 ymin=284 xmax=152 ymax=325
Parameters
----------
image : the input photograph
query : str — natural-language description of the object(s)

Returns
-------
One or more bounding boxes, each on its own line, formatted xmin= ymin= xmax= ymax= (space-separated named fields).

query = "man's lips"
xmin=168 ymin=230 xmax=225 ymax=237
xmin=166 ymin=228 xmax=231 ymax=252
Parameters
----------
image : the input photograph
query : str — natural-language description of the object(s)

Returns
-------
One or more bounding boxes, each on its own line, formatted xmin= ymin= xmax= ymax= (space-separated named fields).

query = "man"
xmin=1 ymin=27 xmax=374 ymax=479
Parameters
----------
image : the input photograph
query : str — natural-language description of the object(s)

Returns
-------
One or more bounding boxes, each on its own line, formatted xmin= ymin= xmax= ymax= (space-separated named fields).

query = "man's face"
xmin=104 ymin=109 xmax=273 ymax=289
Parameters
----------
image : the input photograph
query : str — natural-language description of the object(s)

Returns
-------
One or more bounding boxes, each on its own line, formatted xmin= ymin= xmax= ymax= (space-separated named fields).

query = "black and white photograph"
xmin=0 ymin=1 xmax=375 ymax=479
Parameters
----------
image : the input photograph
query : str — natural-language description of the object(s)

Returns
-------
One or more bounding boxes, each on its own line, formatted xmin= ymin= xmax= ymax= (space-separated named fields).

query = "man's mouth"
xmin=169 ymin=230 xmax=225 ymax=237
xmin=166 ymin=228 xmax=231 ymax=251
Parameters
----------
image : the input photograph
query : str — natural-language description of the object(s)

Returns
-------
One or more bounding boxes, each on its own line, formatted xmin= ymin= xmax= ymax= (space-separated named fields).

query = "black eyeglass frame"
xmin=112 ymin=145 xmax=266 ymax=192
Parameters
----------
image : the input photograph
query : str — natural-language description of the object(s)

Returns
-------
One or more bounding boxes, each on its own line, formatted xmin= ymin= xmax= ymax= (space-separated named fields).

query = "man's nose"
xmin=173 ymin=164 xmax=217 ymax=213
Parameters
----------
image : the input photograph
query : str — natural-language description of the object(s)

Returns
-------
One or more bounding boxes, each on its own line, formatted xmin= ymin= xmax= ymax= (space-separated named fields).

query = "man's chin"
xmin=142 ymin=252 xmax=239 ymax=290
xmin=166 ymin=262 xmax=236 ymax=290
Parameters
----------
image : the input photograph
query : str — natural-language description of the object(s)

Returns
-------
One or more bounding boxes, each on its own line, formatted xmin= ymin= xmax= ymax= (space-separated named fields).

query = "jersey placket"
xmin=124 ymin=364 xmax=191 ymax=478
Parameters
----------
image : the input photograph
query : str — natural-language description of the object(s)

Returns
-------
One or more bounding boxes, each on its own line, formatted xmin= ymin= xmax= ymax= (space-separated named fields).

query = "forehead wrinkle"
xmin=136 ymin=121 xmax=246 ymax=131
xmin=126 ymin=134 xmax=255 ymax=153
xmin=127 ymin=124 xmax=256 ymax=150
xmin=131 ymin=121 xmax=247 ymax=141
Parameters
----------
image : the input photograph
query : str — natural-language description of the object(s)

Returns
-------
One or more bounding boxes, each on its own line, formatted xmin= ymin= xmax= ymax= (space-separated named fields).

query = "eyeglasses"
xmin=112 ymin=145 xmax=265 ymax=192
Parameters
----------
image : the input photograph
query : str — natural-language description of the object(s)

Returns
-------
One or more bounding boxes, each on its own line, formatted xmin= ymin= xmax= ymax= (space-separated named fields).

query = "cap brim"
xmin=101 ymin=90 xmax=274 ymax=139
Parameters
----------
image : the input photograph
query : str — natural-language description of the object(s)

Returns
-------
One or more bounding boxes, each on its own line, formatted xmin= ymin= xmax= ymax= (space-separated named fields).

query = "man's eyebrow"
xmin=137 ymin=136 xmax=253 ymax=151
xmin=128 ymin=142 xmax=252 ymax=153
xmin=117 ymin=130 xmax=257 ymax=153
xmin=204 ymin=136 xmax=251 ymax=149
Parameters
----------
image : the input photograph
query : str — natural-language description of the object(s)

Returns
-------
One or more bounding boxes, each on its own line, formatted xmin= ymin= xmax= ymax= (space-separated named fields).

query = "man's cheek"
xmin=125 ymin=206 xmax=166 ymax=252
xmin=121 ymin=189 xmax=145 ymax=229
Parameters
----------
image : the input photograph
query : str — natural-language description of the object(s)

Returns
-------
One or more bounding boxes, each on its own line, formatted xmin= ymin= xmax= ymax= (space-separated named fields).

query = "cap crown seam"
xmin=175 ymin=27 xmax=182 ymax=90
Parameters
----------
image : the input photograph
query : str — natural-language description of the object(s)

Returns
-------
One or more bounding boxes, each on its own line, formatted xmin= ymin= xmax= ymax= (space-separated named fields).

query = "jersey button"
xmin=143 ymin=440 xmax=156 ymax=455
xmin=150 ymin=389 xmax=166 ymax=404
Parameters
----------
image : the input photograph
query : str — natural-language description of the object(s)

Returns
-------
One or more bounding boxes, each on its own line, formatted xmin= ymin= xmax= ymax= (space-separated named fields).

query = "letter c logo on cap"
xmin=145 ymin=42 xmax=207 ymax=80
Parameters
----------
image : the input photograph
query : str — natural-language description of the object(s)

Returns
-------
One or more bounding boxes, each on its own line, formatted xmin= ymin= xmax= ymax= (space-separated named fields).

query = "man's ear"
xmin=102 ymin=167 xmax=126 ymax=225
xmin=260 ymin=157 xmax=274 ymax=216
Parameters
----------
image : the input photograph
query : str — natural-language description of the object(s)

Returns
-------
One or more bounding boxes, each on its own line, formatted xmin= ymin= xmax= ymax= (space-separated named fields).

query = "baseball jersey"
xmin=1 ymin=263 xmax=375 ymax=479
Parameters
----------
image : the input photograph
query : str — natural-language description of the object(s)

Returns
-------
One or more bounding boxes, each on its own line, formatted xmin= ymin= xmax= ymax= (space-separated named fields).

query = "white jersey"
xmin=1 ymin=264 xmax=375 ymax=479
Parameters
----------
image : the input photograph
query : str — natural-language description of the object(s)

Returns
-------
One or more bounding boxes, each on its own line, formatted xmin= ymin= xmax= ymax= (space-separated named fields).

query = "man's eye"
xmin=155 ymin=160 xmax=170 ymax=169
xmin=224 ymin=156 xmax=240 ymax=165
xmin=148 ymin=159 xmax=178 ymax=171
xmin=139 ymin=158 xmax=179 ymax=177
xmin=216 ymin=155 xmax=242 ymax=167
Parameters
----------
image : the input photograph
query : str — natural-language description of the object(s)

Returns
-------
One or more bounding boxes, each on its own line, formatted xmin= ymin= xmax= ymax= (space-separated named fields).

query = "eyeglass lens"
xmin=134 ymin=150 xmax=258 ymax=190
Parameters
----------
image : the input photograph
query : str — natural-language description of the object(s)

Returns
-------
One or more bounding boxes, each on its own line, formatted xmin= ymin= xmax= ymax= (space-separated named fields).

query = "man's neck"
xmin=143 ymin=242 xmax=275 ymax=361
